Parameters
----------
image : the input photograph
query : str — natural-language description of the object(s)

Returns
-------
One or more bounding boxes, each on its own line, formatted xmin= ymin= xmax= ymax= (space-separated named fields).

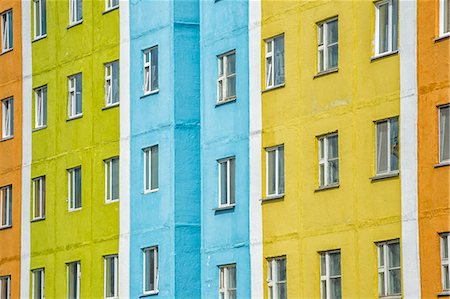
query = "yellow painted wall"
xmin=30 ymin=0 xmax=119 ymax=297
xmin=261 ymin=1 xmax=401 ymax=297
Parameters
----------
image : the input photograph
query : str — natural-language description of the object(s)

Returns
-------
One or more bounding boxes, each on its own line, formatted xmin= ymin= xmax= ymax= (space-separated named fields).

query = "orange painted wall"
xmin=417 ymin=0 xmax=450 ymax=297
xmin=0 ymin=0 xmax=22 ymax=298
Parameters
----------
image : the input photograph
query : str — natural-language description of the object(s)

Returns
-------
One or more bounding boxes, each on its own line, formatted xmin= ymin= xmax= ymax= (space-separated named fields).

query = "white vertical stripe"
xmin=249 ymin=1 xmax=263 ymax=298
xmin=119 ymin=0 xmax=130 ymax=298
xmin=399 ymin=0 xmax=421 ymax=298
xmin=21 ymin=0 xmax=32 ymax=298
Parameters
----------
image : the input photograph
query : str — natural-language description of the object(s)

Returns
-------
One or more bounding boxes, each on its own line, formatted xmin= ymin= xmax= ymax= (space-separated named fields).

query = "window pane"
xmin=267 ymin=150 xmax=276 ymax=195
xmin=274 ymin=36 xmax=285 ymax=86
xmin=330 ymin=277 xmax=342 ymax=299
xmin=42 ymin=0 xmax=46 ymax=35
xmin=328 ymin=44 xmax=338 ymax=69
xmin=42 ymin=87 xmax=47 ymax=125
xmin=219 ymin=268 xmax=224 ymax=288
xmin=388 ymin=268 xmax=401 ymax=294
xmin=227 ymin=75 xmax=236 ymax=98
xmin=440 ymin=106 xmax=450 ymax=161
xmin=321 ymin=280 xmax=327 ymax=299
xmin=74 ymin=168 xmax=81 ymax=208
xmin=112 ymin=158 xmax=119 ymax=200
xmin=378 ymin=3 xmax=389 ymax=53
xmin=229 ymin=290 xmax=236 ymax=299
xmin=220 ymin=161 xmax=228 ymax=205
xmin=392 ymin=0 xmax=398 ymax=50
xmin=34 ymin=270 xmax=43 ymax=299
xmin=328 ymin=135 xmax=338 ymax=159
xmin=151 ymin=48 xmax=158 ymax=91
xmin=379 ymin=245 xmax=385 ymax=267
xmin=328 ymin=160 xmax=339 ymax=184
xmin=267 ymin=260 xmax=272 ymax=281
xmin=443 ymin=235 xmax=449 ymax=258
xmin=151 ymin=146 xmax=158 ymax=190
xmin=320 ymin=254 xmax=326 ymax=275
xmin=444 ymin=265 xmax=450 ymax=290
xmin=266 ymin=56 xmax=273 ymax=87
xmin=327 ymin=20 xmax=338 ymax=44
xmin=105 ymin=257 xmax=115 ymax=297
xmin=228 ymin=266 xmax=236 ymax=289
xmin=229 ymin=159 xmax=235 ymax=204
xmin=144 ymin=150 xmax=150 ymax=190
xmin=1 ymin=188 xmax=7 ymax=226
xmin=277 ymin=258 xmax=286 ymax=281
xmin=149 ymin=250 xmax=155 ymax=291
xmin=318 ymin=24 xmax=323 ymax=45
xmin=77 ymin=0 xmax=82 ymax=21
xmin=227 ymin=53 xmax=236 ymax=75
xmin=318 ymin=49 xmax=324 ymax=72
xmin=35 ymin=0 xmax=41 ymax=36
xmin=68 ymin=264 xmax=77 ymax=299
xmin=319 ymin=164 xmax=325 ymax=187
xmin=390 ymin=118 xmax=399 ymax=171
xmin=112 ymin=61 xmax=119 ymax=103
xmin=106 ymin=162 xmax=111 ymax=200
xmin=0 ymin=278 xmax=8 ymax=299
xmin=277 ymin=282 xmax=287 ymax=299
xmin=75 ymin=74 xmax=82 ymax=115
xmin=278 ymin=147 xmax=284 ymax=194
xmin=329 ymin=252 xmax=341 ymax=276
xmin=377 ymin=121 xmax=388 ymax=173
xmin=378 ymin=272 xmax=385 ymax=296
xmin=388 ymin=242 xmax=400 ymax=268
xmin=445 ymin=0 xmax=450 ymax=33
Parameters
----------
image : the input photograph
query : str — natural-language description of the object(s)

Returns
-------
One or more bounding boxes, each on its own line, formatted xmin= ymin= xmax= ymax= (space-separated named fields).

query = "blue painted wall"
xmin=200 ymin=1 xmax=251 ymax=298
xmin=129 ymin=0 xmax=200 ymax=297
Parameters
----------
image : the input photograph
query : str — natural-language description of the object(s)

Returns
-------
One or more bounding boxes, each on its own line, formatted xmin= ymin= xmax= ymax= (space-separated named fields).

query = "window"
xmin=318 ymin=18 xmax=338 ymax=72
xmin=266 ymin=145 xmax=284 ymax=197
xmin=33 ymin=0 xmax=46 ymax=38
xmin=105 ymin=157 xmax=119 ymax=202
xmin=67 ymin=261 xmax=80 ymax=299
xmin=1 ymin=10 xmax=13 ymax=52
xmin=68 ymin=167 xmax=81 ymax=211
xmin=104 ymin=255 xmax=118 ymax=299
xmin=218 ymin=157 xmax=235 ymax=207
xmin=375 ymin=117 xmax=399 ymax=175
xmin=0 ymin=276 xmax=10 ymax=299
xmin=143 ymin=145 xmax=158 ymax=192
xmin=143 ymin=247 xmax=158 ymax=294
xmin=143 ymin=47 xmax=158 ymax=94
xmin=439 ymin=105 xmax=450 ymax=163
xmin=377 ymin=240 xmax=401 ymax=297
xmin=35 ymin=86 xmax=47 ymax=128
xmin=374 ymin=0 xmax=398 ymax=56
xmin=219 ymin=264 xmax=236 ymax=299
xmin=68 ymin=74 xmax=82 ymax=118
xmin=32 ymin=176 xmax=46 ymax=220
xmin=0 ymin=185 xmax=12 ymax=229
xmin=69 ymin=0 xmax=82 ymax=25
xmin=265 ymin=35 xmax=284 ymax=88
xmin=318 ymin=134 xmax=339 ymax=187
xmin=440 ymin=0 xmax=450 ymax=36
xmin=217 ymin=51 xmax=236 ymax=102
xmin=2 ymin=98 xmax=13 ymax=138
xmin=105 ymin=0 xmax=119 ymax=11
xmin=267 ymin=257 xmax=286 ymax=299
xmin=32 ymin=268 xmax=45 ymax=299
xmin=441 ymin=233 xmax=450 ymax=291
xmin=320 ymin=250 xmax=341 ymax=299
xmin=105 ymin=61 xmax=119 ymax=106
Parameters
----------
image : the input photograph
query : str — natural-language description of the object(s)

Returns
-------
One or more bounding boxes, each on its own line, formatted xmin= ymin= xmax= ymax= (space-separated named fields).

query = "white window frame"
xmin=1 ymin=10 xmax=12 ymax=53
xmin=0 ymin=185 xmax=12 ymax=229
xmin=439 ymin=105 xmax=450 ymax=164
xmin=143 ymin=246 xmax=158 ymax=295
xmin=265 ymin=34 xmax=284 ymax=89
xmin=377 ymin=240 xmax=401 ymax=297
xmin=318 ymin=133 xmax=339 ymax=187
xmin=320 ymin=250 xmax=341 ymax=299
xmin=35 ymin=86 xmax=47 ymax=129
xmin=69 ymin=0 xmax=82 ymax=25
xmin=104 ymin=157 xmax=119 ymax=203
xmin=374 ymin=0 xmax=398 ymax=56
xmin=105 ymin=0 xmax=119 ymax=11
xmin=104 ymin=255 xmax=118 ymax=299
xmin=68 ymin=167 xmax=81 ymax=212
xmin=265 ymin=145 xmax=284 ymax=197
xmin=375 ymin=117 xmax=399 ymax=175
xmin=441 ymin=233 xmax=450 ymax=292
xmin=267 ymin=257 xmax=287 ymax=299
xmin=32 ymin=176 xmax=46 ymax=220
xmin=2 ymin=98 xmax=13 ymax=139
xmin=143 ymin=46 xmax=158 ymax=95
xmin=33 ymin=0 xmax=46 ymax=39
xmin=105 ymin=63 xmax=113 ymax=106
xmin=143 ymin=145 xmax=158 ymax=193
xmin=0 ymin=276 xmax=11 ymax=299
xmin=32 ymin=268 xmax=45 ymax=299
xmin=218 ymin=157 xmax=235 ymax=208
xmin=217 ymin=50 xmax=236 ymax=103
xmin=440 ymin=0 xmax=450 ymax=37
xmin=219 ymin=264 xmax=236 ymax=299
xmin=66 ymin=261 xmax=81 ymax=299
xmin=317 ymin=17 xmax=338 ymax=72
xmin=68 ymin=74 xmax=82 ymax=119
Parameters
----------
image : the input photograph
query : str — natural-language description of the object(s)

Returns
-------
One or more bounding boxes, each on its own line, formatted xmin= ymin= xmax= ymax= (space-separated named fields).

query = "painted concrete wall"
xmin=29 ymin=0 xmax=120 ymax=297
xmin=261 ymin=1 xmax=401 ymax=297
xmin=417 ymin=0 xmax=450 ymax=297
xmin=128 ymin=0 xmax=200 ymax=297
xmin=200 ymin=1 xmax=252 ymax=298
xmin=0 ymin=1 xmax=22 ymax=298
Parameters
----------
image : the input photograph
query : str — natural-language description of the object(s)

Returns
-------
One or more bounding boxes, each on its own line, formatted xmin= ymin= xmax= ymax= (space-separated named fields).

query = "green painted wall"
xmin=30 ymin=1 xmax=119 ymax=297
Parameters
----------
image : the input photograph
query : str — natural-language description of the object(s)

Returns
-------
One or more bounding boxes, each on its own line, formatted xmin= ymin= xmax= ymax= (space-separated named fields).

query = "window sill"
xmin=140 ymin=291 xmax=159 ymax=297
xmin=314 ymin=184 xmax=340 ymax=192
xmin=105 ymin=199 xmax=119 ymax=204
xmin=0 ymin=225 xmax=12 ymax=230
xmin=379 ymin=296 xmax=402 ymax=299
xmin=262 ymin=83 xmax=285 ymax=93
xmin=67 ymin=20 xmax=83 ymax=29
xmin=435 ymin=33 xmax=450 ymax=43
xmin=102 ymin=102 xmax=120 ymax=110
xmin=144 ymin=188 xmax=159 ymax=194
xmin=370 ymin=171 xmax=399 ymax=182
xmin=32 ymin=34 xmax=47 ymax=43
xmin=31 ymin=217 xmax=45 ymax=223
xmin=0 ymin=136 xmax=14 ymax=142
xmin=215 ymin=97 xmax=237 ymax=107
xmin=68 ymin=208 xmax=82 ymax=213
xmin=261 ymin=194 xmax=285 ymax=202
xmin=313 ymin=68 xmax=338 ymax=79
xmin=33 ymin=125 xmax=47 ymax=132
xmin=0 ymin=48 xmax=13 ymax=56
xmin=141 ymin=89 xmax=160 ymax=99
xmin=435 ymin=161 xmax=450 ymax=168
xmin=66 ymin=114 xmax=83 ymax=122
xmin=213 ymin=204 xmax=235 ymax=212
xmin=370 ymin=49 xmax=399 ymax=62
xmin=438 ymin=291 xmax=450 ymax=297
xmin=103 ymin=6 xmax=119 ymax=15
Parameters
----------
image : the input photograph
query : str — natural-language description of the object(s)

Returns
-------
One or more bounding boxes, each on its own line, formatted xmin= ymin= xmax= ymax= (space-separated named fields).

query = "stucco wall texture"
xmin=29 ymin=0 xmax=120 ymax=297
xmin=261 ymin=1 xmax=401 ymax=298
xmin=418 ymin=0 xmax=450 ymax=297
xmin=0 ymin=1 xmax=22 ymax=298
